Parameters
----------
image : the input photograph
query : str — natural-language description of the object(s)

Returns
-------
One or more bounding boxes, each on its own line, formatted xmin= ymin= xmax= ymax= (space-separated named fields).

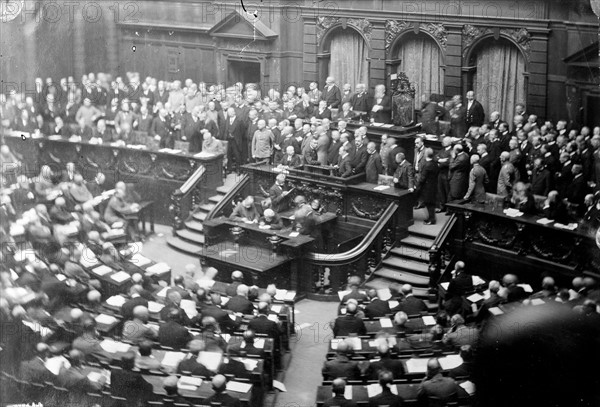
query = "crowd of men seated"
xmin=318 ymin=270 xmax=600 ymax=406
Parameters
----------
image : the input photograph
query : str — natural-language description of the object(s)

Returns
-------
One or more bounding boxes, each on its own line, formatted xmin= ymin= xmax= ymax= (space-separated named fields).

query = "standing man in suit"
xmin=464 ymin=154 xmax=489 ymax=203
xmin=448 ymin=144 xmax=470 ymax=201
xmin=393 ymin=153 xmax=415 ymax=191
xmin=436 ymin=137 xmax=453 ymax=211
xmin=351 ymin=83 xmax=370 ymax=120
xmin=416 ymin=148 xmax=439 ymax=225
xmin=150 ymin=108 xmax=174 ymax=148
xmin=465 ymin=90 xmax=485 ymax=128
xmin=530 ymin=157 xmax=553 ymax=196
xmin=269 ymin=173 xmax=292 ymax=213
xmin=321 ymin=76 xmax=342 ymax=110
xmin=365 ymin=142 xmax=383 ymax=184
xmin=351 ymin=131 xmax=369 ymax=174
xmin=417 ymin=358 xmax=460 ymax=404
xmin=336 ymin=145 xmax=354 ymax=178
xmin=224 ymin=107 xmax=246 ymax=174
xmin=369 ymin=370 xmax=404 ymax=407
xmin=369 ymin=84 xmax=391 ymax=124
xmin=477 ymin=143 xmax=494 ymax=192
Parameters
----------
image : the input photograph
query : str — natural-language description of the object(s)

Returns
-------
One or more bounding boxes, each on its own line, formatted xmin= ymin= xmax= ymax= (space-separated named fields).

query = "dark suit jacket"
xmin=418 ymin=373 xmax=459 ymax=402
xmin=387 ymin=146 xmax=407 ymax=176
xmin=364 ymin=299 xmax=391 ymax=319
xmin=566 ymin=174 xmax=587 ymax=206
xmin=338 ymin=155 xmax=353 ymax=178
xmin=351 ymin=144 xmax=369 ymax=173
xmin=332 ymin=315 xmax=367 ymax=337
xmin=350 ymin=92 xmax=370 ymax=113
xmin=110 ymin=368 xmax=153 ymax=403
xmin=465 ymin=100 xmax=485 ymax=127
xmin=449 ymin=361 xmax=474 ymax=379
xmin=449 ymin=152 xmax=470 ymax=199
xmin=204 ymin=391 xmax=242 ymax=407
xmin=368 ymin=355 xmax=405 ymax=380
xmin=321 ymin=85 xmax=342 ymax=109
xmin=269 ymin=183 xmax=290 ymax=213
xmin=57 ymin=366 xmax=102 ymax=392
xmin=19 ymin=357 xmax=54 ymax=383
xmin=416 ymin=160 xmax=439 ymax=204
xmin=369 ymin=95 xmax=392 ymax=123
xmin=248 ymin=315 xmax=281 ymax=340
xmin=224 ymin=116 xmax=246 ymax=150
xmin=530 ymin=168 xmax=553 ymax=196
xmin=314 ymin=108 xmax=332 ymax=120
xmin=392 ymin=295 xmax=428 ymax=315
xmin=365 ymin=152 xmax=383 ymax=184
xmin=368 ymin=388 xmax=404 ymax=407
xmin=158 ymin=321 xmax=192 ymax=349
xmin=177 ymin=354 xmax=213 ymax=377
xmin=225 ymin=295 xmax=254 ymax=315
xmin=322 ymin=355 xmax=360 ymax=380
xmin=324 ymin=395 xmax=358 ymax=407
xmin=225 ymin=282 xmax=241 ymax=297
xmin=121 ymin=296 xmax=148 ymax=321
xmin=394 ymin=160 xmax=415 ymax=190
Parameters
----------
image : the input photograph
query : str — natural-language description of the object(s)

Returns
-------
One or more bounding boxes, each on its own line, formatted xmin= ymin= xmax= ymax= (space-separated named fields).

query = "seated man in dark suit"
xmin=158 ymin=308 xmax=192 ymax=350
xmin=199 ymin=316 xmax=228 ymax=353
xmin=248 ymin=301 xmax=282 ymax=342
xmin=417 ymin=358 xmax=460 ymax=404
xmin=364 ymin=289 xmax=391 ymax=319
xmin=442 ymin=314 xmax=479 ymax=349
xmin=393 ymin=311 xmax=421 ymax=334
xmin=322 ymin=340 xmax=360 ymax=381
xmin=227 ymin=330 xmax=264 ymax=357
xmin=110 ymin=352 xmax=153 ymax=406
xmin=203 ymin=374 xmax=242 ymax=407
xmin=57 ymin=349 xmax=105 ymax=392
xmin=475 ymin=280 xmax=503 ymax=323
xmin=200 ymin=293 xmax=239 ymax=334
xmin=259 ymin=208 xmax=284 ymax=230
xmin=332 ymin=301 xmax=367 ymax=337
xmin=72 ymin=319 xmax=112 ymax=363
xmin=449 ymin=344 xmax=474 ymax=379
xmin=368 ymin=370 xmax=404 ymax=407
xmin=367 ymin=343 xmax=405 ymax=380
xmin=444 ymin=261 xmax=473 ymax=315
xmin=341 ymin=276 xmax=369 ymax=303
xmin=501 ymin=273 xmax=528 ymax=303
xmin=323 ymin=378 xmax=358 ymax=407
xmin=159 ymin=291 xmax=193 ymax=326
xmin=121 ymin=285 xmax=148 ymax=321
xmin=391 ymin=284 xmax=428 ymax=315
xmin=177 ymin=339 xmax=213 ymax=377
xmin=19 ymin=342 xmax=55 ymax=383
xmin=162 ymin=375 xmax=190 ymax=404
xmin=226 ymin=270 xmax=245 ymax=297
xmin=225 ymin=284 xmax=255 ymax=315
xmin=168 ymin=275 xmax=192 ymax=300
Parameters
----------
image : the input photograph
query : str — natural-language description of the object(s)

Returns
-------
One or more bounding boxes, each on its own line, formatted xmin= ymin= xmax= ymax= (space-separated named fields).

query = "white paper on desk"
xmin=422 ymin=315 xmax=436 ymax=325
xmin=45 ymin=356 xmax=70 ymax=375
xmin=338 ymin=290 xmax=351 ymax=301
xmin=221 ymin=296 xmax=230 ymax=306
xmin=80 ymin=255 xmax=99 ymax=269
xmin=376 ymin=288 xmax=392 ymax=301
xmin=254 ymin=338 xmax=265 ymax=349
xmin=518 ymin=284 xmax=533 ymax=293
xmin=146 ymin=262 xmax=170 ymax=275
xmin=92 ymin=265 xmax=113 ymax=276
xmin=148 ymin=301 xmax=164 ymax=313
xmin=388 ymin=300 xmax=399 ymax=309
xmin=56 ymin=274 xmax=67 ymax=282
xmin=100 ymin=339 xmax=120 ymax=353
xmin=466 ymin=293 xmax=484 ymax=303
xmin=226 ymin=381 xmax=252 ymax=393
xmin=536 ymin=217 xmax=554 ymax=225
xmin=531 ymin=298 xmax=545 ymax=306
xmin=406 ymin=358 xmax=429 ymax=373
xmin=87 ymin=371 xmax=104 ymax=383
xmin=129 ymin=253 xmax=152 ymax=267
xmin=440 ymin=282 xmax=450 ymax=290
xmin=177 ymin=383 xmax=198 ymax=391
xmin=106 ymin=295 xmax=127 ymax=307
xmin=271 ymin=305 xmax=282 ymax=313
xmin=111 ymin=271 xmax=131 ymax=283
xmin=284 ymin=291 xmax=295 ymax=301
xmin=95 ymin=314 xmax=118 ymax=326
xmin=345 ymin=337 xmax=362 ymax=350
xmin=460 ymin=380 xmax=476 ymax=396
xmin=472 ymin=275 xmax=486 ymax=286
xmin=178 ymin=376 xmax=203 ymax=387
xmin=381 ymin=124 xmax=395 ymax=129
xmin=367 ymin=384 xmax=398 ymax=398
xmin=156 ymin=287 xmax=169 ymax=298
xmin=234 ymin=357 xmax=258 ymax=371
xmin=483 ymin=289 xmax=491 ymax=299
xmin=197 ymin=351 xmax=223 ymax=372
xmin=274 ymin=289 xmax=288 ymax=301
xmin=22 ymin=320 xmax=52 ymax=337
xmin=344 ymin=385 xmax=353 ymax=400
xmin=289 ymin=232 xmax=299 ymax=237
xmin=161 ymin=351 xmax=186 ymax=368
xmin=439 ymin=354 xmax=463 ymax=370
xmin=331 ymin=338 xmax=342 ymax=350
xmin=379 ymin=318 xmax=393 ymax=328
xmin=267 ymin=314 xmax=279 ymax=323
xmin=180 ymin=299 xmax=198 ymax=319
xmin=488 ymin=307 xmax=504 ymax=316
xmin=272 ymin=380 xmax=287 ymax=392
xmin=373 ymin=185 xmax=390 ymax=191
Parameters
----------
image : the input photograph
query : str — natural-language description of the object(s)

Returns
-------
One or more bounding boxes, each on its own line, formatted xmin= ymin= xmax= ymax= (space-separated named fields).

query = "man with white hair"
xmin=497 ymin=151 xmax=519 ymax=197
xmin=260 ymin=208 xmax=283 ymax=230
xmin=225 ymin=284 xmax=254 ymax=315
xmin=370 ymin=84 xmax=391 ymax=123
xmin=229 ymin=195 xmax=259 ymax=223
xmin=122 ymin=305 xmax=157 ymax=344
xmin=321 ymin=76 xmax=342 ymax=109
xmin=350 ymin=83 xmax=369 ymax=114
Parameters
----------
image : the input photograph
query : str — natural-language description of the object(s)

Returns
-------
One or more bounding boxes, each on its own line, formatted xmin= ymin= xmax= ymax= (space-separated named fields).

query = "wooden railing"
xmin=305 ymin=202 xmax=399 ymax=295
xmin=428 ymin=213 xmax=458 ymax=291
xmin=169 ymin=164 xmax=206 ymax=232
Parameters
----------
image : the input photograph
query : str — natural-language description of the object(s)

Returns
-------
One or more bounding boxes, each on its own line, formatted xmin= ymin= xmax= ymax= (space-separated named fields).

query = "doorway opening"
xmin=228 ymin=59 xmax=261 ymax=87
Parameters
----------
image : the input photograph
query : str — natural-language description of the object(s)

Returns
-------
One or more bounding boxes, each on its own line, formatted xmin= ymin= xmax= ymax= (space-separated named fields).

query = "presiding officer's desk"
xmin=3 ymin=133 xmax=224 ymax=224
xmin=446 ymin=201 xmax=600 ymax=283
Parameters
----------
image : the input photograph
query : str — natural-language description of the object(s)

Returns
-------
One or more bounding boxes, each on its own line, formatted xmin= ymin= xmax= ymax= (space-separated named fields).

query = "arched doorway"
xmin=392 ymin=32 xmax=445 ymax=107
xmin=319 ymin=26 xmax=370 ymax=91
xmin=467 ymin=37 xmax=527 ymax=122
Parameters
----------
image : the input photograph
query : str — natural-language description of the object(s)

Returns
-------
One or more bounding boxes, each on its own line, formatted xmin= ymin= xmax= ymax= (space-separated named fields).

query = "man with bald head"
xmin=269 ymin=173 xmax=292 ymax=213
xmin=49 ymin=196 xmax=75 ymax=224
xmin=19 ymin=342 xmax=54 ymax=383
xmin=531 ymin=276 xmax=557 ymax=300
xmin=121 ymin=284 xmax=149 ymax=320
xmin=501 ymin=273 xmax=528 ymax=303
xmin=323 ymin=378 xmax=357 ymax=407
xmin=364 ymin=289 xmax=391 ymax=318
xmin=417 ymin=358 xmax=460 ymax=403
xmin=226 ymin=270 xmax=245 ymax=296
xmin=204 ymin=374 xmax=242 ymax=407
xmin=368 ymin=343 xmax=405 ymax=380
xmin=497 ymin=151 xmax=519 ymax=197
xmin=444 ymin=261 xmax=473 ymax=315
xmin=159 ymin=308 xmax=192 ymax=349
xmin=225 ymin=284 xmax=254 ymax=315
xmin=392 ymin=284 xmax=428 ymax=315
xmin=322 ymin=340 xmax=360 ymax=380
xmin=321 ymin=76 xmax=342 ymax=109
xmin=248 ymin=301 xmax=281 ymax=341
xmin=332 ymin=300 xmax=367 ymax=337
xmin=177 ymin=339 xmax=212 ymax=377
xmin=122 ymin=305 xmax=157 ymax=344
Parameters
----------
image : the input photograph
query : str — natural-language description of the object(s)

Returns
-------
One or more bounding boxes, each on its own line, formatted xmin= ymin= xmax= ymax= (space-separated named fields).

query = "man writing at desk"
xmin=230 ymin=196 xmax=259 ymax=223
xmin=259 ymin=209 xmax=283 ymax=230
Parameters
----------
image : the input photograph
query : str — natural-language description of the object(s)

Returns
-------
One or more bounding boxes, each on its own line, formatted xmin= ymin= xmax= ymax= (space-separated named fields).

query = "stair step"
xmin=166 ymin=236 xmax=202 ymax=255
xmin=400 ymin=236 xmax=434 ymax=251
xmin=197 ymin=204 xmax=214 ymax=212
xmin=217 ymin=186 xmax=231 ymax=194
xmin=373 ymin=268 xmax=429 ymax=287
xmin=382 ymin=257 xmax=429 ymax=275
xmin=193 ymin=212 xmax=208 ymax=221
xmin=365 ymin=278 xmax=432 ymax=301
xmin=408 ymin=224 xmax=440 ymax=240
xmin=208 ymin=195 xmax=222 ymax=203
xmin=389 ymin=246 xmax=429 ymax=262
xmin=185 ymin=220 xmax=204 ymax=233
xmin=176 ymin=229 xmax=205 ymax=245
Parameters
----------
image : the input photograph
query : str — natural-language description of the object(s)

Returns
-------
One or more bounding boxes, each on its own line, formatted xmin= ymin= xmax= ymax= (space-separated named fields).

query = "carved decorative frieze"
xmin=385 ymin=20 xmax=411 ymax=50
xmin=316 ymin=17 xmax=372 ymax=44
xmin=419 ymin=23 xmax=447 ymax=50
xmin=462 ymin=25 xmax=531 ymax=60
xmin=500 ymin=27 xmax=532 ymax=57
